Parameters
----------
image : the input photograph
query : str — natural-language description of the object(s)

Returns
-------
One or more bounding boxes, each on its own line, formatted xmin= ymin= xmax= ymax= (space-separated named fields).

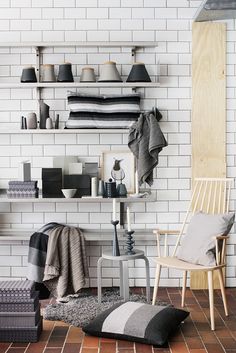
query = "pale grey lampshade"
xmin=41 ymin=64 xmax=56 ymax=82
xmin=98 ymin=61 xmax=122 ymax=82
xmin=80 ymin=67 xmax=96 ymax=82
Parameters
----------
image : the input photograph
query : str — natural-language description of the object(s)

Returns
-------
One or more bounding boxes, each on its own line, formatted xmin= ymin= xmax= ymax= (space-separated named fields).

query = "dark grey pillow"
xmin=177 ymin=212 xmax=235 ymax=266
xmin=83 ymin=301 xmax=189 ymax=346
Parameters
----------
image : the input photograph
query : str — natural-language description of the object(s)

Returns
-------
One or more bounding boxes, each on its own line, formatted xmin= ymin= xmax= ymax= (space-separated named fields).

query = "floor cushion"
xmin=82 ymin=301 xmax=189 ymax=346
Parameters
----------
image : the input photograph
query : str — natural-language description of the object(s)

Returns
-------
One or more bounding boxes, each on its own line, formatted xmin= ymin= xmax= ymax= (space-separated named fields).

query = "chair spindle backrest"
xmin=172 ymin=178 xmax=233 ymax=257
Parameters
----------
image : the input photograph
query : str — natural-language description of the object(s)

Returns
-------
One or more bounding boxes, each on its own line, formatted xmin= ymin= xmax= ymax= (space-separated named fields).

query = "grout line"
xmin=60 ymin=323 xmax=71 ymax=353
xmin=42 ymin=320 xmax=56 ymax=353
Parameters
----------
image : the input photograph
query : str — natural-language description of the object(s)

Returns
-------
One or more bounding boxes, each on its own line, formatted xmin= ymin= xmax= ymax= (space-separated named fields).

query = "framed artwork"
xmin=101 ymin=150 xmax=135 ymax=193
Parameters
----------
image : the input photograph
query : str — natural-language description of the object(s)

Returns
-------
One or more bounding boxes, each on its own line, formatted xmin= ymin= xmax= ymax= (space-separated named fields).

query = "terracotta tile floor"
xmin=1 ymin=287 xmax=236 ymax=353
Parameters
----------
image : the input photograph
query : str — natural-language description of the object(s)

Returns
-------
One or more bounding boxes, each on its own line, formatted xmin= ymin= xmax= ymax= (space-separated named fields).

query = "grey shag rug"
xmin=43 ymin=289 xmax=168 ymax=327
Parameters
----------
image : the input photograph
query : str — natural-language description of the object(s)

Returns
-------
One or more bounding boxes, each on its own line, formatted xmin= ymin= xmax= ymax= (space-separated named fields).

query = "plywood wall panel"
xmin=191 ymin=22 xmax=226 ymax=290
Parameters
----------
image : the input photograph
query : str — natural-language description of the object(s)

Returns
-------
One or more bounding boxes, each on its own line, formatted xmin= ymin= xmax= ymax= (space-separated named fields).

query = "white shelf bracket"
xmin=35 ymin=46 xmax=41 ymax=122
xmin=131 ymin=46 xmax=136 ymax=63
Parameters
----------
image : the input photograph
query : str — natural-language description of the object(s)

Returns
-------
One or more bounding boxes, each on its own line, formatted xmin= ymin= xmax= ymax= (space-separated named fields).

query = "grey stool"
xmin=97 ymin=249 xmax=150 ymax=304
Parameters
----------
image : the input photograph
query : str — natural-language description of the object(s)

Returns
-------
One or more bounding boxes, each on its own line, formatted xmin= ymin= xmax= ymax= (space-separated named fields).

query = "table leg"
xmin=97 ymin=257 xmax=104 ymax=304
xmin=143 ymin=256 xmax=150 ymax=303
xmin=120 ymin=261 xmax=124 ymax=297
xmin=122 ymin=261 xmax=129 ymax=301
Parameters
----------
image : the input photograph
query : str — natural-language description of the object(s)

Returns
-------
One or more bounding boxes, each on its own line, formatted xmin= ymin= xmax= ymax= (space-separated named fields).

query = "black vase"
xmin=127 ymin=62 xmax=151 ymax=82
xmin=105 ymin=179 xmax=117 ymax=198
xmin=57 ymin=63 xmax=74 ymax=82
xmin=21 ymin=67 xmax=37 ymax=83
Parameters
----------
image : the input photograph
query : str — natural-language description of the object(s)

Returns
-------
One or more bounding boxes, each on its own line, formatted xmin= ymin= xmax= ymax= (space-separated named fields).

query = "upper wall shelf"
xmin=0 ymin=82 xmax=160 ymax=89
xmin=0 ymin=129 xmax=129 ymax=134
xmin=0 ymin=41 xmax=158 ymax=48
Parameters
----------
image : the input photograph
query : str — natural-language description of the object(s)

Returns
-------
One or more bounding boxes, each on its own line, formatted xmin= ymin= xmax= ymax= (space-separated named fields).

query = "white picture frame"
xmin=101 ymin=150 xmax=135 ymax=194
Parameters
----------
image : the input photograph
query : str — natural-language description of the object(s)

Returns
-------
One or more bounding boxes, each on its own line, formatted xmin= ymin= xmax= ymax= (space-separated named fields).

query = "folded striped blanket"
xmin=27 ymin=223 xmax=59 ymax=284
xmin=66 ymin=92 xmax=141 ymax=129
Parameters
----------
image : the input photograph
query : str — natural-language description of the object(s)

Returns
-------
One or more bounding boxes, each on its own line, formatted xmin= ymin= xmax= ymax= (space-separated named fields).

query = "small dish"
xmin=61 ymin=188 xmax=77 ymax=198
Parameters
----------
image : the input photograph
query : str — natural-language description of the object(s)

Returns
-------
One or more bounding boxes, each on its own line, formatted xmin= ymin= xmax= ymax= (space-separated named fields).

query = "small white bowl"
xmin=62 ymin=189 xmax=77 ymax=198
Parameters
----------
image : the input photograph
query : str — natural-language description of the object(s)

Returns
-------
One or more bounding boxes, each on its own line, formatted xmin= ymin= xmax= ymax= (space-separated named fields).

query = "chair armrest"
xmin=211 ymin=234 xmax=229 ymax=265
xmin=153 ymin=229 xmax=180 ymax=257
xmin=153 ymin=229 xmax=180 ymax=236
xmin=212 ymin=235 xmax=230 ymax=240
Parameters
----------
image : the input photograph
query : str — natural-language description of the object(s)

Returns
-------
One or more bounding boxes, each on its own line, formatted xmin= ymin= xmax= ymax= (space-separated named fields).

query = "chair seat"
xmin=153 ymin=256 xmax=224 ymax=272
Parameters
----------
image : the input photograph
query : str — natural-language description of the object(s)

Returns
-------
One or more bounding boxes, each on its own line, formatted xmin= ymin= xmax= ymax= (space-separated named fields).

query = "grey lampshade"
xmin=127 ymin=62 xmax=151 ymax=82
xmin=21 ymin=67 xmax=37 ymax=83
xmin=98 ymin=61 xmax=122 ymax=82
xmin=57 ymin=62 xmax=74 ymax=82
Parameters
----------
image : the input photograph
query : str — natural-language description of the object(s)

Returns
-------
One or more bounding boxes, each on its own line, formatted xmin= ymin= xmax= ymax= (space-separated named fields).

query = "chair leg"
xmin=152 ymin=264 xmax=161 ymax=305
xmin=218 ymin=268 xmax=228 ymax=316
xmin=97 ymin=257 xmax=104 ymax=305
xmin=207 ymin=270 xmax=215 ymax=330
xmin=181 ymin=271 xmax=187 ymax=308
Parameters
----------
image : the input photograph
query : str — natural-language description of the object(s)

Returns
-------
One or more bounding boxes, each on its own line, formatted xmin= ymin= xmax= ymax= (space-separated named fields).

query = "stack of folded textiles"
xmin=7 ymin=181 xmax=39 ymax=198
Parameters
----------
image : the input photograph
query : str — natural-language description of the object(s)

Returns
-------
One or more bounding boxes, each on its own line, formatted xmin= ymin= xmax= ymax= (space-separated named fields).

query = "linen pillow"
xmin=177 ymin=212 xmax=235 ymax=266
xmin=83 ymin=301 xmax=189 ymax=346
xmin=65 ymin=93 xmax=141 ymax=129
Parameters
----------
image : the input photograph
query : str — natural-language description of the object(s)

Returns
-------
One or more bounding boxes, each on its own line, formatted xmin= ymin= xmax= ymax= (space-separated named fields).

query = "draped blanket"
xmin=27 ymin=223 xmax=89 ymax=298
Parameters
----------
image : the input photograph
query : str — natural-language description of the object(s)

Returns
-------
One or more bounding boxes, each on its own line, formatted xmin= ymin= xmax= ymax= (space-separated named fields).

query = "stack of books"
xmin=7 ymin=181 xmax=39 ymax=198
xmin=0 ymin=280 xmax=42 ymax=342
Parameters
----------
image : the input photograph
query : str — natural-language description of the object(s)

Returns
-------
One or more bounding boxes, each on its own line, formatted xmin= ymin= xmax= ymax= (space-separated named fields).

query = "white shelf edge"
xmin=0 ymin=41 xmax=158 ymax=48
xmin=0 ymin=129 xmax=129 ymax=134
xmin=0 ymin=228 xmax=156 ymax=241
xmin=0 ymin=82 xmax=160 ymax=89
xmin=0 ymin=195 xmax=155 ymax=203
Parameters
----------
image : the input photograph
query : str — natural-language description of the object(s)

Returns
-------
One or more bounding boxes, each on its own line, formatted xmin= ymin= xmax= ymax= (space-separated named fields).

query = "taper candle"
xmin=112 ymin=198 xmax=116 ymax=221
xmin=127 ymin=206 xmax=131 ymax=231
xmin=135 ymin=170 xmax=139 ymax=195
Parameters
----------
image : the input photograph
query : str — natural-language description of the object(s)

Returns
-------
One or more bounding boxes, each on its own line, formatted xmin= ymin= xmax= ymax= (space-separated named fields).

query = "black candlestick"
xmin=125 ymin=230 xmax=135 ymax=255
xmin=111 ymin=220 xmax=120 ymax=256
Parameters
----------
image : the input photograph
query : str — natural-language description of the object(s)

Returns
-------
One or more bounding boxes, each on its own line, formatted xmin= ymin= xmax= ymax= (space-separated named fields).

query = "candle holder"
xmin=111 ymin=220 xmax=120 ymax=256
xmin=125 ymin=230 xmax=135 ymax=255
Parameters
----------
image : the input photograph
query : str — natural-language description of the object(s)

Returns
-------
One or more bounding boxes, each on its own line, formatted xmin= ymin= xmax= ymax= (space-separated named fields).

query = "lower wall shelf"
xmin=0 ymin=193 xmax=154 ymax=203
xmin=0 ymin=228 xmax=156 ymax=242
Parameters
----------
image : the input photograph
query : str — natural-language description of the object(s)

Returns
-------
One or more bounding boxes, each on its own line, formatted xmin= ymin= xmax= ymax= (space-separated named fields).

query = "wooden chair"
xmin=152 ymin=178 xmax=233 ymax=330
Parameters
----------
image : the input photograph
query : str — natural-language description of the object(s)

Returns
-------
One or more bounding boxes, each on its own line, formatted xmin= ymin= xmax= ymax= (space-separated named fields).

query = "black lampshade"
xmin=127 ymin=62 xmax=151 ymax=82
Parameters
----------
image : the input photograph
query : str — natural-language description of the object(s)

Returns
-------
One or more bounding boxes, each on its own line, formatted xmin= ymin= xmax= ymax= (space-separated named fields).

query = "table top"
xmin=101 ymin=249 xmax=145 ymax=261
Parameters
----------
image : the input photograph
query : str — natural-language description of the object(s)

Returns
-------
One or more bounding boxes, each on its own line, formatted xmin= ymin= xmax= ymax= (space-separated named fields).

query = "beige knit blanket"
xmin=43 ymin=225 xmax=89 ymax=298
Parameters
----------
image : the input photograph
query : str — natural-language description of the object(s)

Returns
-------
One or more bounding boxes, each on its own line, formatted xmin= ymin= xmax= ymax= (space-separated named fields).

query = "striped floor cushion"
xmin=66 ymin=93 xmax=141 ymax=129
xmin=83 ymin=301 xmax=189 ymax=346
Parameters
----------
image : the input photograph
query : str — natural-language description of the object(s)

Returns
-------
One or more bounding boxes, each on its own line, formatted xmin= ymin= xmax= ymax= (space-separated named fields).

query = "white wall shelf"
xmin=0 ymin=82 xmax=160 ymax=89
xmin=0 ymin=129 xmax=129 ymax=134
xmin=0 ymin=41 xmax=158 ymax=48
xmin=0 ymin=228 xmax=156 ymax=241
xmin=0 ymin=193 xmax=155 ymax=203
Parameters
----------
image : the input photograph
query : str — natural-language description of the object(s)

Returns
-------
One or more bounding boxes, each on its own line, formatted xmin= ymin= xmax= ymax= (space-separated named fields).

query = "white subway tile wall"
xmin=0 ymin=0 xmax=235 ymax=288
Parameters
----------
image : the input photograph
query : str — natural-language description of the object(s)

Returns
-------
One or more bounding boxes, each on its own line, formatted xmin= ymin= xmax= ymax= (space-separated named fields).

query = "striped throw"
xmin=83 ymin=301 xmax=189 ymax=346
xmin=66 ymin=93 xmax=141 ymax=129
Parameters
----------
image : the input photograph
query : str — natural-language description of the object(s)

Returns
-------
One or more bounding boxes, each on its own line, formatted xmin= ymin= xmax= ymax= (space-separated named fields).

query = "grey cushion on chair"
xmin=177 ymin=212 xmax=235 ymax=266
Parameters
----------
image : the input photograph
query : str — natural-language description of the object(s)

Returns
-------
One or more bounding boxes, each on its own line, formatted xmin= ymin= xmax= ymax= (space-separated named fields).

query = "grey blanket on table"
xmin=43 ymin=225 xmax=89 ymax=298
xmin=27 ymin=223 xmax=89 ymax=298
xmin=128 ymin=112 xmax=168 ymax=186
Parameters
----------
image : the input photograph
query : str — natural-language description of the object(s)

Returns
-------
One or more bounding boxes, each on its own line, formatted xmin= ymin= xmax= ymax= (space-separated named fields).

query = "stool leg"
xmin=120 ymin=261 xmax=124 ymax=297
xmin=122 ymin=261 xmax=129 ymax=301
xmin=143 ymin=256 xmax=150 ymax=303
xmin=97 ymin=257 xmax=103 ymax=304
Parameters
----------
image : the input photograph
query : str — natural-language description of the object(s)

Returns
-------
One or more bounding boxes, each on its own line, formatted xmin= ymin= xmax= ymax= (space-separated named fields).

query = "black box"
xmin=64 ymin=175 xmax=91 ymax=198
xmin=42 ymin=168 xmax=63 ymax=198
